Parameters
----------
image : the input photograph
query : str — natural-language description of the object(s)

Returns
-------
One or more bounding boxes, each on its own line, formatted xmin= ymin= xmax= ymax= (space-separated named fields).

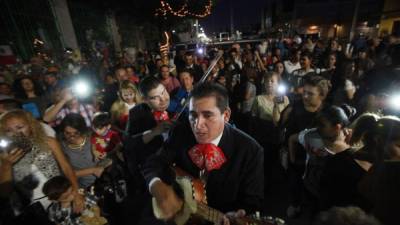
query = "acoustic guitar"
xmin=152 ymin=168 xmax=285 ymax=225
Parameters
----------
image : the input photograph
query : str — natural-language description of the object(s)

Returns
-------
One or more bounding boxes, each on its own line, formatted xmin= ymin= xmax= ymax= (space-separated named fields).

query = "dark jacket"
xmin=142 ymin=122 xmax=264 ymax=213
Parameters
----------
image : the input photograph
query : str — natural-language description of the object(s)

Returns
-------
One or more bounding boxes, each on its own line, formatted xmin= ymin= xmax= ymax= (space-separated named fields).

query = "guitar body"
xmin=152 ymin=175 xmax=202 ymax=225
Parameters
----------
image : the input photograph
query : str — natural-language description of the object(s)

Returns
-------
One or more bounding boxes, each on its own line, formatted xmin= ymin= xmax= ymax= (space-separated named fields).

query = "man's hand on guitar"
xmin=152 ymin=120 xmax=175 ymax=136
xmin=151 ymin=180 xmax=183 ymax=220
xmin=220 ymin=209 xmax=247 ymax=225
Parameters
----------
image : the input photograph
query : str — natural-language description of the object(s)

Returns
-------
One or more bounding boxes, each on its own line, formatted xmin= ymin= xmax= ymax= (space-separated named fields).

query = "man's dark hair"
xmin=290 ymin=48 xmax=301 ymax=56
xmin=303 ymin=75 xmax=331 ymax=97
xmin=124 ymin=65 xmax=135 ymax=70
xmin=179 ymin=69 xmax=194 ymax=78
xmin=60 ymin=113 xmax=89 ymax=135
xmin=42 ymin=176 xmax=72 ymax=201
xmin=92 ymin=112 xmax=111 ymax=129
xmin=139 ymin=76 xmax=162 ymax=97
xmin=301 ymin=50 xmax=313 ymax=60
xmin=44 ymin=71 xmax=58 ymax=77
xmin=191 ymin=82 xmax=229 ymax=113
xmin=184 ymin=52 xmax=193 ymax=57
xmin=316 ymin=105 xmax=350 ymax=128
xmin=160 ymin=64 xmax=169 ymax=71
xmin=114 ymin=66 xmax=126 ymax=77
xmin=229 ymin=48 xmax=238 ymax=55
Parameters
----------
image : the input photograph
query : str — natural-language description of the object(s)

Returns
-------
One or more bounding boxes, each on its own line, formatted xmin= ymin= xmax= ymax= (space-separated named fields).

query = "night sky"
xmin=200 ymin=0 xmax=268 ymax=34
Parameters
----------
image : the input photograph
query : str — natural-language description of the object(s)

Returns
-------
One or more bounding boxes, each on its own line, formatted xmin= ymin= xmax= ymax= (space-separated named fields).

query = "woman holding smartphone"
xmin=252 ymin=71 xmax=289 ymax=126
xmin=0 ymin=110 xmax=84 ymax=224
xmin=251 ymin=71 xmax=289 ymax=190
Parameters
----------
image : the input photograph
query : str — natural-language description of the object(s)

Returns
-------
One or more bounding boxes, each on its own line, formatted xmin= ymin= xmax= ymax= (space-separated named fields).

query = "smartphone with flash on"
xmin=0 ymin=135 xmax=33 ymax=153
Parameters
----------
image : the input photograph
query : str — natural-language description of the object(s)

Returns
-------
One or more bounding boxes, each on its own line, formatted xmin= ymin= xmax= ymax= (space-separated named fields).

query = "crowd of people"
xmin=0 ymin=32 xmax=400 ymax=225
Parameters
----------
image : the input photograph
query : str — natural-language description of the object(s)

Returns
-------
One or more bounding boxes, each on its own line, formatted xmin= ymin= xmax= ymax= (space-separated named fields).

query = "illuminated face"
xmin=0 ymin=84 xmax=11 ymax=95
xmin=331 ymin=40 xmax=338 ymax=51
xmin=329 ymin=55 xmax=336 ymax=66
xmin=179 ymin=72 xmax=193 ymax=91
xmin=185 ymin=55 xmax=194 ymax=65
xmin=121 ymin=88 xmax=135 ymax=103
xmin=264 ymin=75 xmax=279 ymax=94
xmin=156 ymin=59 xmax=163 ymax=69
xmin=275 ymin=48 xmax=281 ymax=56
xmin=302 ymin=85 xmax=324 ymax=109
xmin=211 ymin=65 xmax=219 ymax=75
xmin=359 ymin=51 xmax=367 ymax=59
xmin=66 ymin=97 xmax=79 ymax=109
xmin=275 ymin=63 xmax=284 ymax=74
xmin=217 ymin=76 xmax=226 ymax=86
xmin=201 ymin=63 xmax=208 ymax=72
xmin=126 ymin=67 xmax=134 ymax=75
xmin=160 ymin=66 xmax=170 ymax=80
xmin=218 ymin=59 xmax=225 ymax=69
xmin=4 ymin=117 xmax=31 ymax=137
xmin=189 ymin=96 xmax=230 ymax=144
xmin=63 ymin=126 xmax=83 ymax=145
xmin=44 ymin=75 xmax=57 ymax=86
xmin=146 ymin=84 xmax=170 ymax=111
xmin=21 ymin=78 xmax=34 ymax=92
xmin=300 ymin=56 xmax=311 ymax=69
xmin=115 ymin=69 xmax=129 ymax=82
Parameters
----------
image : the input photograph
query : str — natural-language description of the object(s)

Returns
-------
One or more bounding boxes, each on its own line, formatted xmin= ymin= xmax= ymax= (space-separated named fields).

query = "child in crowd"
xmin=91 ymin=112 xmax=121 ymax=161
xmin=42 ymin=176 xmax=107 ymax=225
xmin=110 ymin=80 xmax=141 ymax=130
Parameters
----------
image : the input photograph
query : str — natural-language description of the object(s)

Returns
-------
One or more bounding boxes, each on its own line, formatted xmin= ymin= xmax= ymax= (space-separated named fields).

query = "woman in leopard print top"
xmin=0 ymin=110 xmax=84 ymax=216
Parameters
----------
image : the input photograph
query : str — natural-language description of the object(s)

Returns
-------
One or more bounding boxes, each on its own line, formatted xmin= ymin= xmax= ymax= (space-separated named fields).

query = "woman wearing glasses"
xmin=59 ymin=113 xmax=106 ymax=189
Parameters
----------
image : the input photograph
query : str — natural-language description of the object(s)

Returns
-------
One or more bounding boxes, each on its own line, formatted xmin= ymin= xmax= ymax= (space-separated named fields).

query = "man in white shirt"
xmin=284 ymin=49 xmax=301 ymax=74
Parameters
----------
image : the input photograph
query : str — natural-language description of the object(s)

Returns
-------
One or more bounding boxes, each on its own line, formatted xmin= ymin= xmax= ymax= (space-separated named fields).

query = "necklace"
xmin=67 ymin=137 xmax=87 ymax=150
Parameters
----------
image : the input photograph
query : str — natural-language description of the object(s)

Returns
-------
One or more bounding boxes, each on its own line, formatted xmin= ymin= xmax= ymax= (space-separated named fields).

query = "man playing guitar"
xmin=143 ymin=83 xmax=264 ymax=224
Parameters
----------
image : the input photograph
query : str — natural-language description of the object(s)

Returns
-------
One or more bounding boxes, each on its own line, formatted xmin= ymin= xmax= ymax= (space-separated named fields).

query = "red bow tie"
xmin=153 ymin=111 xmax=169 ymax=123
xmin=188 ymin=143 xmax=227 ymax=172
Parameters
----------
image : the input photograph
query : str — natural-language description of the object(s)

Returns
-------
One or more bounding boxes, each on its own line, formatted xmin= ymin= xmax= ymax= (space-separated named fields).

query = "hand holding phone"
xmin=0 ymin=148 xmax=25 ymax=167
xmin=0 ymin=135 xmax=33 ymax=154
xmin=274 ymin=96 xmax=285 ymax=104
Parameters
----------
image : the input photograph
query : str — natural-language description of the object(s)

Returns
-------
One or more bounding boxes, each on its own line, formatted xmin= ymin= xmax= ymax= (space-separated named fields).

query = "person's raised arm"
xmin=43 ymin=89 xmax=73 ymax=123
xmin=254 ymin=51 xmax=266 ymax=72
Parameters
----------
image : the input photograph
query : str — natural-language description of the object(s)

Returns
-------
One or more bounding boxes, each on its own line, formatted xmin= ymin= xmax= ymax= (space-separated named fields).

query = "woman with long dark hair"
xmin=13 ymin=76 xmax=48 ymax=119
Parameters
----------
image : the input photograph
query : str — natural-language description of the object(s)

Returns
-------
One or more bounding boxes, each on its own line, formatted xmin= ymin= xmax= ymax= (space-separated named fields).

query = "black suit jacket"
xmin=143 ymin=122 xmax=264 ymax=213
xmin=101 ymin=82 xmax=119 ymax=112
xmin=178 ymin=64 xmax=203 ymax=83
xmin=124 ymin=103 xmax=165 ymax=177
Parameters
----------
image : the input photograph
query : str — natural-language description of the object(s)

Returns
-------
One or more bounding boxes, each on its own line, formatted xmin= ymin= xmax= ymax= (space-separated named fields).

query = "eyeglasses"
xmin=63 ymin=130 xmax=81 ymax=138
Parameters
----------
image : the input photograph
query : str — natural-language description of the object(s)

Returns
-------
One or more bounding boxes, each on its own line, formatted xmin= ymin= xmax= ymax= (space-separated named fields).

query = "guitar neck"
xmin=196 ymin=202 xmax=225 ymax=224
xmin=196 ymin=203 xmax=273 ymax=225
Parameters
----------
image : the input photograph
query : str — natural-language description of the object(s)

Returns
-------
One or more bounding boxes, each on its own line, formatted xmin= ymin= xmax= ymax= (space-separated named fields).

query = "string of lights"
xmin=155 ymin=0 xmax=212 ymax=18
